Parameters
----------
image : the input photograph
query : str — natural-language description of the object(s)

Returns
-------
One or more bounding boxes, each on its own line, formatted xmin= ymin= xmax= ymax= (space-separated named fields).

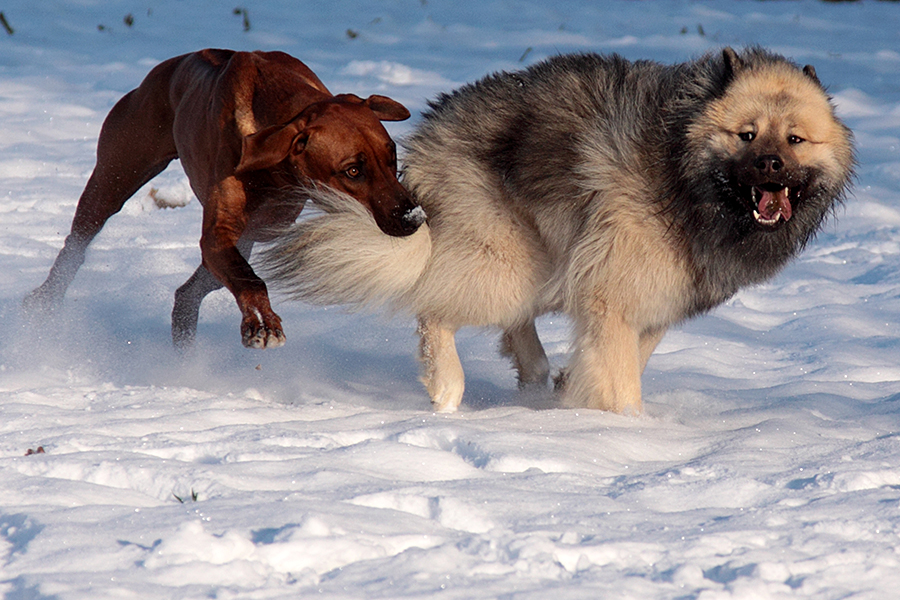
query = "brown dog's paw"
xmin=243 ymin=327 xmax=286 ymax=349
xmin=241 ymin=311 xmax=286 ymax=349
xmin=22 ymin=287 xmax=61 ymax=317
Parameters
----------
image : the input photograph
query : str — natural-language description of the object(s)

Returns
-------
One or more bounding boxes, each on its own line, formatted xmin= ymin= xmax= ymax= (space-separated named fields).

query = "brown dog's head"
xmin=235 ymin=94 xmax=424 ymax=237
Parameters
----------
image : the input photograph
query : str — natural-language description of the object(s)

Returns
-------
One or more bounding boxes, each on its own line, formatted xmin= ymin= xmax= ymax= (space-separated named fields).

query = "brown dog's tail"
xmin=258 ymin=185 xmax=431 ymax=311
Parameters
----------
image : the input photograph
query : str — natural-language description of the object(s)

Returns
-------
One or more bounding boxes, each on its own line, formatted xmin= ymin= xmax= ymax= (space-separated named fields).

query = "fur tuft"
xmin=258 ymin=185 xmax=431 ymax=310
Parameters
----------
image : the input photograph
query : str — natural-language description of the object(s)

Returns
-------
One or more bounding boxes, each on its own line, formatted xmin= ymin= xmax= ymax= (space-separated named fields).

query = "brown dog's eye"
xmin=293 ymin=135 xmax=309 ymax=155
xmin=345 ymin=165 xmax=362 ymax=179
xmin=788 ymin=134 xmax=805 ymax=145
xmin=738 ymin=131 xmax=755 ymax=142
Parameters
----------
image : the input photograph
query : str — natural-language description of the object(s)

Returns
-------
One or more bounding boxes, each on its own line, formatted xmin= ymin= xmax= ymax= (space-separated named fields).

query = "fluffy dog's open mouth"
xmin=751 ymin=183 xmax=793 ymax=227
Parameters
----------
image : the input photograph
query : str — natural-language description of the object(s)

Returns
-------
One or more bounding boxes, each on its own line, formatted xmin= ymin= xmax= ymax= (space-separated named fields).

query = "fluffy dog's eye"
xmin=345 ymin=165 xmax=362 ymax=179
xmin=788 ymin=134 xmax=805 ymax=144
xmin=738 ymin=131 xmax=755 ymax=142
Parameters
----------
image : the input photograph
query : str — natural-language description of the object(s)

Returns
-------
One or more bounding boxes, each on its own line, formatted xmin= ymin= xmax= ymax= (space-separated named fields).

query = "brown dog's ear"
xmin=364 ymin=95 xmax=411 ymax=122
xmin=235 ymin=122 xmax=303 ymax=174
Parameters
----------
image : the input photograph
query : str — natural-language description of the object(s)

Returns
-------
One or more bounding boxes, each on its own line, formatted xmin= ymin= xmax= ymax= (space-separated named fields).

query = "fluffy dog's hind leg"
xmin=418 ymin=318 xmax=465 ymax=412
xmin=500 ymin=320 xmax=550 ymax=390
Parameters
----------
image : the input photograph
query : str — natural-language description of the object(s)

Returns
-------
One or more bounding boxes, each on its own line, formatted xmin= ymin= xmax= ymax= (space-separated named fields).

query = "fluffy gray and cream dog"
xmin=262 ymin=47 xmax=855 ymax=413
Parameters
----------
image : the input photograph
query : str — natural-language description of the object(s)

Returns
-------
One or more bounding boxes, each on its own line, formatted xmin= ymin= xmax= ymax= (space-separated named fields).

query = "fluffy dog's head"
xmin=686 ymin=48 xmax=854 ymax=233
xmin=671 ymin=47 xmax=855 ymax=309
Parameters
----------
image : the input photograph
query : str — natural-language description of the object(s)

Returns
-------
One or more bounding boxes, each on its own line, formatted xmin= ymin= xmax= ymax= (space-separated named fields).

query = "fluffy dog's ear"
xmin=235 ymin=122 xmax=303 ymax=174
xmin=722 ymin=47 xmax=743 ymax=79
xmin=802 ymin=64 xmax=821 ymax=86
xmin=364 ymin=95 xmax=411 ymax=122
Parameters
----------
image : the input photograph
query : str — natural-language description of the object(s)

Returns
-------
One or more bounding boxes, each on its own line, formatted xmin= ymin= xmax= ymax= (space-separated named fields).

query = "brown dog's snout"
xmin=371 ymin=187 xmax=425 ymax=237
xmin=403 ymin=204 xmax=427 ymax=228
xmin=398 ymin=203 xmax=427 ymax=234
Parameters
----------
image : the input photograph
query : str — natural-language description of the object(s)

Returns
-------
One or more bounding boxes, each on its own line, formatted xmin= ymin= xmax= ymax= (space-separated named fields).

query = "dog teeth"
xmin=753 ymin=209 xmax=781 ymax=226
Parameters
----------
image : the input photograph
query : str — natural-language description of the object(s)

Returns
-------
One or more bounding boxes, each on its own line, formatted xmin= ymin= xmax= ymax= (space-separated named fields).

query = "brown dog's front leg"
xmin=204 ymin=244 xmax=285 ymax=349
xmin=201 ymin=178 xmax=286 ymax=349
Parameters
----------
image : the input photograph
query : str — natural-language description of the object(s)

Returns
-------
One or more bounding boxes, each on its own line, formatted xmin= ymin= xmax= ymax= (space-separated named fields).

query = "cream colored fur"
xmin=687 ymin=62 xmax=854 ymax=183
xmin=264 ymin=154 xmax=691 ymax=413
xmin=262 ymin=49 xmax=853 ymax=414
xmin=261 ymin=186 xmax=431 ymax=309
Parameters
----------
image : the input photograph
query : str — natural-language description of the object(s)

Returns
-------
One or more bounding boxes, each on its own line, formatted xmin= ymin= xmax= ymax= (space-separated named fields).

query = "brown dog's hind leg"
xmin=172 ymin=240 xmax=258 ymax=352
xmin=23 ymin=161 xmax=174 ymax=315
xmin=24 ymin=86 xmax=177 ymax=315
xmin=171 ymin=265 xmax=224 ymax=352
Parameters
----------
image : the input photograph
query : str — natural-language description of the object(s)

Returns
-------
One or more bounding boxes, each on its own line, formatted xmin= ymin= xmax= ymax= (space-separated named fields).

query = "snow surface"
xmin=1 ymin=1 xmax=900 ymax=598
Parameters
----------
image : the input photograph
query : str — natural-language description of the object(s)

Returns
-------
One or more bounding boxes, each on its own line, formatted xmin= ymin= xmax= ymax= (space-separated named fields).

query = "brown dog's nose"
xmin=404 ymin=206 xmax=427 ymax=229
xmin=372 ymin=192 xmax=426 ymax=237
xmin=754 ymin=154 xmax=783 ymax=174
xmin=390 ymin=204 xmax=426 ymax=236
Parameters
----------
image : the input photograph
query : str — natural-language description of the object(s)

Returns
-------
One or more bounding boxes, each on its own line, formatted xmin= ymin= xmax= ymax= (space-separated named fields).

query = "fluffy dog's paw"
xmin=552 ymin=368 xmax=569 ymax=392
xmin=425 ymin=371 xmax=465 ymax=413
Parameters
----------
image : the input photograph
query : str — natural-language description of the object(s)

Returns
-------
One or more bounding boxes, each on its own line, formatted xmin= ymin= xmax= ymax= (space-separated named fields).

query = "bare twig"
xmin=233 ymin=7 xmax=250 ymax=31
xmin=0 ymin=12 xmax=14 ymax=35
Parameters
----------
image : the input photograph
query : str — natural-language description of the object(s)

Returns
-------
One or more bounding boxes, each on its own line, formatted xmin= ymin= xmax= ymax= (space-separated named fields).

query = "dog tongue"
xmin=757 ymin=188 xmax=792 ymax=221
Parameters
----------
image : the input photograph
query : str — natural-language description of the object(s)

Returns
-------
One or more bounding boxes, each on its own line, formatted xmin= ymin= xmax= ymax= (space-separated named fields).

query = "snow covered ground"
xmin=1 ymin=1 xmax=900 ymax=598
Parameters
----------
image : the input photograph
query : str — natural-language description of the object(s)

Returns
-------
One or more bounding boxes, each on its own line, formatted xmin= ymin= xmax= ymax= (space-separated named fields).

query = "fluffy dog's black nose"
xmin=755 ymin=154 xmax=783 ymax=174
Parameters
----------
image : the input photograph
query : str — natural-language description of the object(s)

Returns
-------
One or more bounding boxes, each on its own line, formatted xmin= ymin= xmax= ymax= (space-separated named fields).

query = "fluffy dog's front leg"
xmin=418 ymin=318 xmax=465 ymax=412
xmin=639 ymin=326 xmax=667 ymax=372
xmin=564 ymin=307 xmax=642 ymax=413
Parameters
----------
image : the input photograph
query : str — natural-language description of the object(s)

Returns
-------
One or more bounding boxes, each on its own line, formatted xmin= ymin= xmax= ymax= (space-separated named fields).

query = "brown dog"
xmin=24 ymin=49 xmax=423 ymax=350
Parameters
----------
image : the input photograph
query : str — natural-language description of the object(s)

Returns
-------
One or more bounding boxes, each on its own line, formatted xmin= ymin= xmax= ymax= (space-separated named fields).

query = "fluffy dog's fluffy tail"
xmin=258 ymin=185 xmax=431 ymax=311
